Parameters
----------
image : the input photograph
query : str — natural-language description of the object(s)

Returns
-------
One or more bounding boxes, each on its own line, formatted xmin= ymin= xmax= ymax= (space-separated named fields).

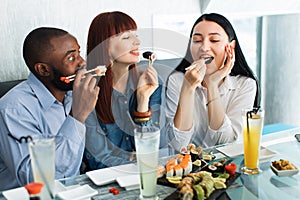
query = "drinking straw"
xmin=246 ymin=107 xmax=261 ymax=142
xmin=7 ymin=133 xmax=32 ymax=144
xmin=246 ymin=110 xmax=251 ymax=135
xmin=253 ymin=106 xmax=260 ymax=114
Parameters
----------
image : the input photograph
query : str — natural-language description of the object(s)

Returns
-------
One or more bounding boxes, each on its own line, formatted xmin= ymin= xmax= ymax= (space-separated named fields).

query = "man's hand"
xmin=71 ymin=69 xmax=100 ymax=123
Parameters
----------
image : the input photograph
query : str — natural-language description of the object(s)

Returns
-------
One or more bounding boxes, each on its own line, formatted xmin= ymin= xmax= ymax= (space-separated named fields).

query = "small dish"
xmin=116 ymin=174 xmax=140 ymax=190
xmin=259 ymin=147 xmax=278 ymax=162
xmin=216 ymin=143 xmax=277 ymax=161
xmin=86 ymin=163 xmax=138 ymax=186
xmin=2 ymin=187 xmax=29 ymax=200
xmin=270 ymin=163 xmax=299 ymax=177
xmin=56 ymin=184 xmax=98 ymax=200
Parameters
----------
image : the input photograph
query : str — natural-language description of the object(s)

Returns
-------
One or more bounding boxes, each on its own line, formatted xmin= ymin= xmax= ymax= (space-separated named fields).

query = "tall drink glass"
xmin=134 ymin=126 xmax=160 ymax=200
xmin=28 ymin=137 xmax=55 ymax=199
xmin=241 ymin=109 xmax=264 ymax=174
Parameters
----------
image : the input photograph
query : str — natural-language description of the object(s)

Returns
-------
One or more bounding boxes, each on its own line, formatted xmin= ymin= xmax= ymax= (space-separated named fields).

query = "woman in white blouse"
xmin=166 ymin=13 xmax=260 ymax=152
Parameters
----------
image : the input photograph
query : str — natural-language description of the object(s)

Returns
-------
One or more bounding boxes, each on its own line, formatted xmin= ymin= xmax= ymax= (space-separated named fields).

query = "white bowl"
xmin=270 ymin=164 xmax=299 ymax=177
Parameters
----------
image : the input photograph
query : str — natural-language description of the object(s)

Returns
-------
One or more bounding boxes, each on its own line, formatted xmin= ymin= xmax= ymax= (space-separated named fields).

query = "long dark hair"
xmin=174 ymin=13 xmax=260 ymax=108
xmin=87 ymin=11 xmax=138 ymax=123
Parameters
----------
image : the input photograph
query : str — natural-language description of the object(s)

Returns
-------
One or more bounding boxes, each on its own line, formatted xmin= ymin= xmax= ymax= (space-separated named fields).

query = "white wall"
xmin=204 ymin=0 xmax=300 ymax=16
xmin=0 ymin=0 xmax=201 ymax=82
xmin=262 ymin=14 xmax=300 ymax=126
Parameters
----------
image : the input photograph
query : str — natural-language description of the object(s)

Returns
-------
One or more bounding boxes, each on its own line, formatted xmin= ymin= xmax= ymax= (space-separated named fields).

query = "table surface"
xmin=1 ymin=127 xmax=300 ymax=200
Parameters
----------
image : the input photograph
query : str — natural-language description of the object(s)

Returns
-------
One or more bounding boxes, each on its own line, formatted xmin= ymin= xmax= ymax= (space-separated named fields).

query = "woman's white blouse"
xmin=166 ymin=71 xmax=257 ymax=152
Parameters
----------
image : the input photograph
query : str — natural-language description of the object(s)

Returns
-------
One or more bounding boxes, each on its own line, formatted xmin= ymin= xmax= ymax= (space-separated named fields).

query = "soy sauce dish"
xmin=270 ymin=159 xmax=299 ymax=177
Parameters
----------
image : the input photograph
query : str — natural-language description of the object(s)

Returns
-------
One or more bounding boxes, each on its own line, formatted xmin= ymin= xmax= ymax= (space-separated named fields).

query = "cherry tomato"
xmin=225 ymin=163 xmax=237 ymax=176
xmin=109 ymin=187 xmax=120 ymax=195
xmin=112 ymin=189 xmax=120 ymax=195
xmin=109 ymin=187 xmax=117 ymax=193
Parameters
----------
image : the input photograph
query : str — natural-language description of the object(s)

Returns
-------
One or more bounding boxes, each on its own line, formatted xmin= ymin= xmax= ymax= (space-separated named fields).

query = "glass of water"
xmin=134 ymin=126 xmax=160 ymax=200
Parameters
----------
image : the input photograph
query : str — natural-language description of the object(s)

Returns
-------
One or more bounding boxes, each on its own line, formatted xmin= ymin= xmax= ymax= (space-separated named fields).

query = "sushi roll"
xmin=142 ymin=51 xmax=156 ymax=66
xmin=179 ymin=184 xmax=194 ymax=200
xmin=166 ymin=164 xmax=174 ymax=178
xmin=180 ymin=160 xmax=192 ymax=176
xmin=176 ymin=154 xmax=184 ymax=163
xmin=187 ymin=143 xmax=196 ymax=152
xmin=187 ymin=161 xmax=193 ymax=174
xmin=190 ymin=149 xmax=202 ymax=162
xmin=166 ymin=158 xmax=177 ymax=178
xmin=174 ymin=164 xmax=183 ymax=177
xmin=199 ymin=175 xmax=215 ymax=198
xmin=142 ymin=51 xmax=156 ymax=61
xmin=212 ymin=161 xmax=225 ymax=173
xmin=180 ymin=146 xmax=189 ymax=154
xmin=178 ymin=176 xmax=194 ymax=189
xmin=183 ymin=154 xmax=192 ymax=162
xmin=193 ymin=184 xmax=205 ymax=200
xmin=208 ymin=165 xmax=218 ymax=173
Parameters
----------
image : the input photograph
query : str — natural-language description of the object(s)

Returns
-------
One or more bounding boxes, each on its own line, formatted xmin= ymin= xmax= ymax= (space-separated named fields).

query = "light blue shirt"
xmin=0 ymin=73 xmax=86 ymax=191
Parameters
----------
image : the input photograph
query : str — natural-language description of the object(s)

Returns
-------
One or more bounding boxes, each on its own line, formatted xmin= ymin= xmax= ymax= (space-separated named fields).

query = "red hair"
xmin=87 ymin=11 xmax=138 ymax=123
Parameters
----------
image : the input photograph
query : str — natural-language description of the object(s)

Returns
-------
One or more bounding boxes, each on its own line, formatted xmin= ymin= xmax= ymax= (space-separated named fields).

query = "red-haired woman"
xmin=82 ymin=11 xmax=164 ymax=171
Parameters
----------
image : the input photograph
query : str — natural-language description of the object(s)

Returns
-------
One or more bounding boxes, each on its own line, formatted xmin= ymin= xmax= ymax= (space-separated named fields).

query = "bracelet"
xmin=133 ymin=108 xmax=153 ymax=118
xmin=134 ymin=117 xmax=151 ymax=123
xmin=206 ymin=97 xmax=219 ymax=106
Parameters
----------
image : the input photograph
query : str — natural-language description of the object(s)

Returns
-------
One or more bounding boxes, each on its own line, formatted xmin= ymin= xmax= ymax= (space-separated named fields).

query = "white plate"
xmin=216 ymin=143 xmax=277 ymax=161
xmin=2 ymin=187 xmax=29 ymax=200
xmin=86 ymin=163 xmax=138 ymax=186
xmin=56 ymin=184 xmax=97 ymax=200
xmin=260 ymin=147 xmax=278 ymax=162
xmin=2 ymin=181 xmax=66 ymax=200
xmin=116 ymin=174 xmax=140 ymax=190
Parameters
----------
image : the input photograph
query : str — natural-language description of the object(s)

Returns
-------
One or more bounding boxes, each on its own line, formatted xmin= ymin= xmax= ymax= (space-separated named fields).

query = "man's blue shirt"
xmin=0 ymin=73 xmax=85 ymax=191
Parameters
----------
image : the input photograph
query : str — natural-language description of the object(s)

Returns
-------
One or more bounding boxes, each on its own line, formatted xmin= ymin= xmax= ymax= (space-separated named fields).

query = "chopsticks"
xmin=60 ymin=65 xmax=107 ymax=83
xmin=185 ymin=56 xmax=214 ymax=71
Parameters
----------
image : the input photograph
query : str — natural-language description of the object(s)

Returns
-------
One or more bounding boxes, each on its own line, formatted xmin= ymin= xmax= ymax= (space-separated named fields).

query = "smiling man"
xmin=0 ymin=27 xmax=99 ymax=190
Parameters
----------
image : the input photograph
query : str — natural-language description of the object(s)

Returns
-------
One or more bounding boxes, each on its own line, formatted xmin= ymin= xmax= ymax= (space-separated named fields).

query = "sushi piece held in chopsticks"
xmin=142 ymin=51 xmax=156 ymax=61
xmin=185 ymin=55 xmax=214 ymax=71
xmin=142 ymin=51 xmax=156 ymax=66
xmin=60 ymin=65 xmax=107 ymax=83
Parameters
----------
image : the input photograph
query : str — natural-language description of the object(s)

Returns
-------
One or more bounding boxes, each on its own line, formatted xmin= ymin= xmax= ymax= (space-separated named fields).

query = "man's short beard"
xmin=51 ymin=68 xmax=73 ymax=91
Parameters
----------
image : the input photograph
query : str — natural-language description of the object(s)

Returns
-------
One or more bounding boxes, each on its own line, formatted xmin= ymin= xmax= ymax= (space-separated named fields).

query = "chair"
xmin=0 ymin=79 xmax=25 ymax=98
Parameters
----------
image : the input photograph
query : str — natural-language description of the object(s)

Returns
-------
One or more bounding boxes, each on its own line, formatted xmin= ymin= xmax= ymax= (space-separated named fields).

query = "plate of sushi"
xmin=157 ymin=143 xmax=240 ymax=200
xmin=157 ymin=144 xmax=208 ymax=186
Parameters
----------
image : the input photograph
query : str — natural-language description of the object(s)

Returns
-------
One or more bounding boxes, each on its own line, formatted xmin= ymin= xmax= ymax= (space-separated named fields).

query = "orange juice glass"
xmin=241 ymin=109 xmax=264 ymax=174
